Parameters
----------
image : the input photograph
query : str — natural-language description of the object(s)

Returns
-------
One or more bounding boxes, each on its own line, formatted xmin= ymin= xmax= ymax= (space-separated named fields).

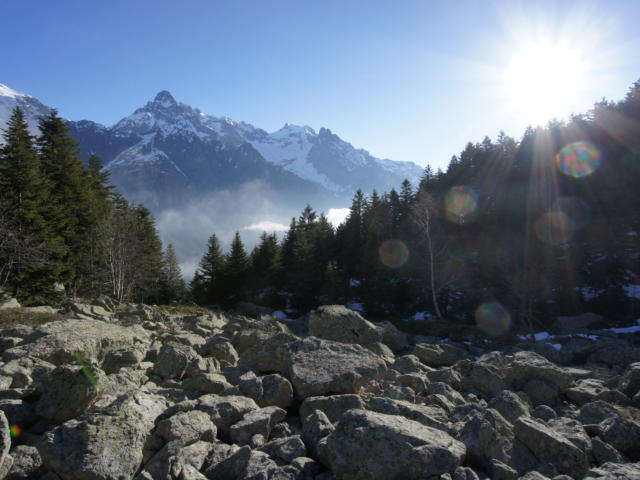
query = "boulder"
xmin=5 ymin=444 xmax=44 ymax=479
xmin=318 ymin=409 xmax=465 ymax=479
xmin=583 ymin=462 xmax=640 ymax=479
xmin=35 ymin=363 xmax=107 ymax=423
xmin=488 ymin=390 xmax=530 ymax=423
xmin=229 ymin=406 xmax=287 ymax=446
xmin=198 ymin=337 xmax=239 ymax=367
xmin=504 ymin=351 xmax=575 ymax=391
xmin=237 ymin=332 xmax=297 ymax=373
xmin=457 ymin=408 xmax=513 ymax=469
xmin=259 ymin=435 xmax=307 ymax=463
xmin=0 ymin=412 xmax=10 ymax=477
xmin=153 ymin=342 xmax=205 ymax=380
xmin=590 ymin=437 xmax=626 ymax=465
xmin=513 ymin=416 xmax=589 ymax=479
xmin=413 ymin=343 xmax=469 ymax=367
xmin=619 ymin=363 xmax=640 ymax=398
xmin=282 ymin=337 xmax=387 ymax=399
xmin=0 ymin=298 xmax=20 ymax=310
xmin=195 ymin=395 xmax=259 ymax=441
xmin=301 ymin=410 xmax=334 ymax=459
xmin=376 ymin=320 xmax=408 ymax=353
xmin=2 ymin=318 xmax=149 ymax=365
xmin=155 ymin=410 xmax=217 ymax=446
xmin=556 ymin=313 xmax=603 ymax=334
xmin=39 ymin=391 xmax=168 ymax=480
xmin=458 ymin=361 xmax=507 ymax=399
xmin=368 ymin=397 xmax=449 ymax=431
xmin=308 ymin=305 xmax=382 ymax=346
xmin=141 ymin=439 xmax=212 ymax=480
xmin=577 ymin=401 xmax=618 ymax=425
xmin=599 ymin=416 xmax=640 ymax=459
xmin=181 ymin=373 xmax=231 ymax=395
xmin=101 ymin=346 xmax=146 ymax=374
xmin=299 ymin=395 xmax=365 ymax=424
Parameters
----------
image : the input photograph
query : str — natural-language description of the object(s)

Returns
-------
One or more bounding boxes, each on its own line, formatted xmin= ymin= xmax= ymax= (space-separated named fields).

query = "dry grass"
xmin=0 ymin=309 xmax=66 ymax=329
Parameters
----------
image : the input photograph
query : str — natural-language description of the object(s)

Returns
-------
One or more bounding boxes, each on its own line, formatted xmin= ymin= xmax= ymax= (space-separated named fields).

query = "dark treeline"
xmin=192 ymin=80 xmax=640 ymax=331
xmin=0 ymin=107 xmax=185 ymax=304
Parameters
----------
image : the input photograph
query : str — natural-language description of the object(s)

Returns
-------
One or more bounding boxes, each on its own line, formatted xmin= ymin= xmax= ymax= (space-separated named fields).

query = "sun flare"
xmin=503 ymin=40 xmax=588 ymax=125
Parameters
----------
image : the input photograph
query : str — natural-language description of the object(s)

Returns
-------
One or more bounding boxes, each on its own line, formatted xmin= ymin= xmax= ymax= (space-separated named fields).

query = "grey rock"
xmin=319 ymin=409 xmax=465 ymax=480
xmin=376 ymin=321 xmax=407 ymax=353
xmin=583 ymin=462 xmax=640 ymax=479
xmin=260 ymin=374 xmax=294 ymax=409
xmin=39 ymin=391 xmax=168 ymax=480
xmin=556 ymin=313 xmax=602 ymax=334
xmin=259 ymin=435 xmax=307 ymax=463
xmin=299 ymin=395 xmax=365 ymax=424
xmin=229 ymin=406 xmax=287 ymax=446
xmin=2 ymin=318 xmax=149 ymax=365
xmin=458 ymin=361 xmax=507 ymax=399
xmin=181 ymin=373 xmax=231 ymax=394
xmin=0 ymin=412 xmax=10 ymax=476
xmin=142 ymin=440 xmax=212 ymax=480
xmin=504 ymin=352 xmax=574 ymax=391
xmin=457 ymin=408 xmax=513 ymax=469
xmin=308 ymin=305 xmax=382 ymax=346
xmin=0 ymin=399 xmax=36 ymax=429
xmin=282 ymin=337 xmax=387 ymax=399
xmin=513 ymin=416 xmax=589 ymax=479
xmin=301 ymin=410 xmax=334 ymax=459
xmin=490 ymin=459 xmax=518 ymax=480
xmin=489 ymin=390 xmax=531 ymax=423
xmin=413 ymin=343 xmax=469 ymax=367
xmin=619 ymin=363 xmax=640 ymax=398
xmin=524 ymin=378 xmax=560 ymax=407
xmin=238 ymin=332 xmax=298 ymax=373
xmin=0 ymin=298 xmax=20 ymax=310
xmin=290 ymin=457 xmax=319 ymax=477
xmin=153 ymin=342 xmax=205 ymax=380
xmin=548 ymin=417 xmax=592 ymax=454
xmin=195 ymin=395 xmax=259 ymax=441
xmin=591 ymin=437 xmax=626 ymax=465
xmin=532 ymin=405 xmax=557 ymax=422
xmin=599 ymin=416 xmax=640 ymax=458
xmin=578 ymin=401 xmax=618 ymax=425
xmin=368 ymin=396 xmax=449 ymax=431
xmin=198 ymin=337 xmax=239 ymax=367
xmin=5 ymin=445 xmax=44 ymax=479
xmin=35 ymin=363 xmax=107 ymax=423
xmin=392 ymin=355 xmax=433 ymax=375
xmin=453 ymin=466 xmax=480 ymax=480
xmin=102 ymin=346 xmax=146 ymax=374
xmin=155 ymin=410 xmax=217 ymax=446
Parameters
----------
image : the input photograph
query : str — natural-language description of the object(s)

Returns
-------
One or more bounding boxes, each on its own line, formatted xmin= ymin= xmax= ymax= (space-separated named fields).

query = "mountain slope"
xmin=0 ymin=84 xmax=52 ymax=140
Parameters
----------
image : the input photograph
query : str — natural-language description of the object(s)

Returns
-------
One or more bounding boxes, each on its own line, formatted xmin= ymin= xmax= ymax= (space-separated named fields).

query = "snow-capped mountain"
xmin=0 ymin=84 xmax=422 ymax=208
xmin=0 ymin=84 xmax=52 ymax=140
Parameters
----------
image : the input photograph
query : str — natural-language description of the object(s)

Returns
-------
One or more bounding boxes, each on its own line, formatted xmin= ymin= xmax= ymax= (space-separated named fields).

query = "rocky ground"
xmin=0 ymin=298 xmax=639 ymax=480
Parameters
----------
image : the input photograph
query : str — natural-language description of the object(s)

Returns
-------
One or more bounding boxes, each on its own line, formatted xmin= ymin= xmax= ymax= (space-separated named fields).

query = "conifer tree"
xmin=191 ymin=233 xmax=225 ymax=305
xmin=0 ymin=108 xmax=53 ymax=297
xmin=161 ymin=243 xmax=186 ymax=302
xmin=250 ymin=232 xmax=281 ymax=296
xmin=37 ymin=111 xmax=97 ymax=292
xmin=220 ymin=232 xmax=249 ymax=306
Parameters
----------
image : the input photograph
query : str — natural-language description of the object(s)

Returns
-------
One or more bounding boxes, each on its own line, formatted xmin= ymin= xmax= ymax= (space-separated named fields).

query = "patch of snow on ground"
xmin=624 ymin=284 xmax=640 ymax=299
xmin=413 ymin=312 xmax=427 ymax=321
xmin=347 ymin=302 xmax=364 ymax=312
xmin=273 ymin=310 xmax=295 ymax=322
xmin=609 ymin=325 xmax=640 ymax=334
xmin=349 ymin=279 xmax=361 ymax=287
xmin=551 ymin=343 xmax=563 ymax=350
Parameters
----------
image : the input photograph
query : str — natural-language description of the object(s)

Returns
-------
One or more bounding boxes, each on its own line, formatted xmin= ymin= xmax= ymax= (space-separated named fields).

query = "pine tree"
xmin=220 ymin=232 xmax=250 ymax=306
xmin=161 ymin=243 xmax=186 ymax=303
xmin=37 ymin=111 xmax=96 ymax=292
xmin=250 ymin=232 xmax=281 ymax=297
xmin=0 ymin=108 xmax=55 ymax=297
xmin=191 ymin=233 xmax=225 ymax=305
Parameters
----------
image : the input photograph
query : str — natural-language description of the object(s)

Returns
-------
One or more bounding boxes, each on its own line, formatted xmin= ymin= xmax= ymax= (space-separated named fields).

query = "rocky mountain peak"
xmin=152 ymin=90 xmax=178 ymax=108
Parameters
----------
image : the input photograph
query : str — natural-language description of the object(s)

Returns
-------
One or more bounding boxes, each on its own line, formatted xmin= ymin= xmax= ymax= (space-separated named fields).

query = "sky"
xmin=2 ymin=0 xmax=639 ymax=171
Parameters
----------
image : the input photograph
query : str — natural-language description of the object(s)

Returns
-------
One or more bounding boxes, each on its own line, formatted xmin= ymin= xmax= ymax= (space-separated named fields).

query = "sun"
xmin=503 ymin=40 xmax=588 ymax=125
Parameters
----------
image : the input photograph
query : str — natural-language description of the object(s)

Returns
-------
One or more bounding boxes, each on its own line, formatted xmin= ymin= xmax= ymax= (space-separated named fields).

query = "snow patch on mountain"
xmin=0 ymin=83 xmax=52 ymax=141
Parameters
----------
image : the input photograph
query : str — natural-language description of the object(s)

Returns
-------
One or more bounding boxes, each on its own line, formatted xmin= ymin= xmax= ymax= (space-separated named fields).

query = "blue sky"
xmin=2 ymin=0 xmax=639 ymax=170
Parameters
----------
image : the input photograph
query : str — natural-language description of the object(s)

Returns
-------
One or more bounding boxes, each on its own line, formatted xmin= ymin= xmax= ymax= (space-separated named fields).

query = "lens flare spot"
xmin=475 ymin=302 xmax=512 ymax=336
xmin=556 ymin=141 xmax=602 ymax=178
xmin=445 ymin=186 xmax=478 ymax=224
xmin=75 ymin=352 xmax=97 ymax=386
xmin=552 ymin=197 xmax=592 ymax=230
xmin=378 ymin=239 xmax=409 ymax=268
xmin=9 ymin=424 xmax=21 ymax=438
xmin=535 ymin=211 xmax=575 ymax=245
